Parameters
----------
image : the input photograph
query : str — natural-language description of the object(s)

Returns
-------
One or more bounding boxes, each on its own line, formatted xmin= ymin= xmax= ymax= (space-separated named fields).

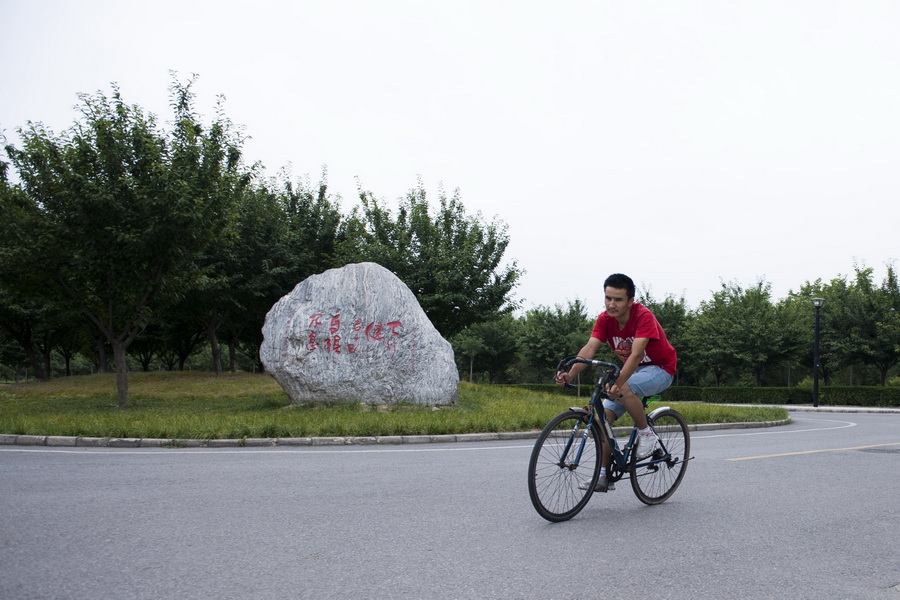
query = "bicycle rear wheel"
xmin=630 ymin=408 xmax=690 ymax=505
xmin=528 ymin=410 xmax=602 ymax=522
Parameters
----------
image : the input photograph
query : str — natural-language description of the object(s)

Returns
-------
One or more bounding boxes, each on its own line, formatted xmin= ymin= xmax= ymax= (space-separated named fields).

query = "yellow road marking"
xmin=727 ymin=442 xmax=900 ymax=461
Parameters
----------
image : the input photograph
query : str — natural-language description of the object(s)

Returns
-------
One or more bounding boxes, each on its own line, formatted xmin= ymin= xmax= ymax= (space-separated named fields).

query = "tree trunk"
xmin=42 ymin=348 xmax=53 ymax=379
xmin=111 ymin=340 xmax=130 ymax=407
xmin=207 ymin=321 xmax=223 ymax=375
xmin=22 ymin=343 xmax=47 ymax=380
xmin=228 ymin=340 xmax=237 ymax=373
xmin=95 ymin=335 xmax=111 ymax=373
xmin=5 ymin=325 xmax=48 ymax=380
xmin=202 ymin=307 xmax=225 ymax=375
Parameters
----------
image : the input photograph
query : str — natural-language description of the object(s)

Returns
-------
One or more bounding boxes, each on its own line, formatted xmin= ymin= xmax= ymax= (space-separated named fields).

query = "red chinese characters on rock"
xmin=306 ymin=314 xmax=324 ymax=352
xmin=306 ymin=313 xmax=405 ymax=357
xmin=347 ymin=318 xmax=363 ymax=354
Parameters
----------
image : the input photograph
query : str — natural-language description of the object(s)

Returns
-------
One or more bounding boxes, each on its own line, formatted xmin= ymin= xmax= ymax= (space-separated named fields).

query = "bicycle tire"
xmin=528 ymin=410 xmax=602 ymax=522
xmin=629 ymin=408 xmax=690 ymax=505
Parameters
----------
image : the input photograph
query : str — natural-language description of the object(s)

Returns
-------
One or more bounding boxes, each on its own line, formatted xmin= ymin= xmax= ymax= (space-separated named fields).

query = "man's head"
xmin=603 ymin=273 xmax=635 ymax=299
xmin=603 ymin=273 xmax=635 ymax=322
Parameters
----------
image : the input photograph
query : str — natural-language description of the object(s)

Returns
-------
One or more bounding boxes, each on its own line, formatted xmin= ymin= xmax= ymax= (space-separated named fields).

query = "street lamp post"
xmin=812 ymin=298 xmax=825 ymax=408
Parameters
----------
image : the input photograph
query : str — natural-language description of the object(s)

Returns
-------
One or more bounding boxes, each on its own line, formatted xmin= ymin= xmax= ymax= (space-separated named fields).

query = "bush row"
xmin=512 ymin=384 xmax=900 ymax=408
xmin=664 ymin=386 xmax=900 ymax=407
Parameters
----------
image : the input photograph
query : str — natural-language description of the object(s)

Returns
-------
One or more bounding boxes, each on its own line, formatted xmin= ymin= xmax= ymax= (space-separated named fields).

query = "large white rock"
xmin=260 ymin=262 xmax=459 ymax=405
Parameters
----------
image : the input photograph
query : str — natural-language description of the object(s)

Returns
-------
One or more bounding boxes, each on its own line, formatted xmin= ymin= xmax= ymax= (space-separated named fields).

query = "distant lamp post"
xmin=812 ymin=298 xmax=825 ymax=407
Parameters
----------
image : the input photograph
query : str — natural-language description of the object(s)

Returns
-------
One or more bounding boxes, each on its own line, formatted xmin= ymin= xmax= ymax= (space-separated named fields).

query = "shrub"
xmin=509 ymin=383 xmax=900 ymax=407
xmin=818 ymin=386 xmax=900 ymax=408
xmin=663 ymin=385 xmax=900 ymax=408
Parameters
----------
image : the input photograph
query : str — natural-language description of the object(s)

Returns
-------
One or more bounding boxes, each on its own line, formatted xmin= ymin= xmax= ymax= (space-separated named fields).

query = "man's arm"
xmin=608 ymin=337 xmax=649 ymax=397
xmin=554 ymin=337 xmax=602 ymax=386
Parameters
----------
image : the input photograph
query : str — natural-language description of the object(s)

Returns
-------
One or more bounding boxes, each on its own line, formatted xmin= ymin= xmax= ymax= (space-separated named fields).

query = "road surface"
xmin=1 ymin=411 xmax=898 ymax=599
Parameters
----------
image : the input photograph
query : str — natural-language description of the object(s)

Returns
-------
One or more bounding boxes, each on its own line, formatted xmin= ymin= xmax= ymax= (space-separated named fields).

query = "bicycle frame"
xmin=558 ymin=357 xmax=672 ymax=473
xmin=555 ymin=358 xmax=619 ymax=469
xmin=530 ymin=357 xmax=691 ymax=520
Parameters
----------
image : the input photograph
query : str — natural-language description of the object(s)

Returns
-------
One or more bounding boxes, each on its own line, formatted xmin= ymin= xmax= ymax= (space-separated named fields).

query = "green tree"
xmin=451 ymin=314 xmax=521 ymax=383
xmin=52 ymin=310 xmax=92 ymax=376
xmin=518 ymin=300 xmax=594 ymax=382
xmin=159 ymin=312 xmax=206 ymax=371
xmin=278 ymin=170 xmax=345 ymax=285
xmin=685 ymin=280 xmax=803 ymax=386
xmin=0 ymin=147 xmax=51 ymax=378
xmin=638 ymin=292 xmax=692 ymax=384
xmin=789 ymin=279 xmax=842 ymax=385
xmin=874 ymin=264 xmax=900 ymax=384
xmin=792 ymin=264 xmax=900 ymax=386
xmin=0 ymin=293 xmax=49 ymax=379
xmin=0 ymin=327 xmax=29 ymax=382
xmin=219 ymin=172 xmax=345 ymax=372
xmin=840 ymin=265 xmax=900 ymax=385
xmin=2 ymin=78 xmax=247 ymax=405
xmin=127 ymin=321 xmax=167 ymax=371
xmin=451 ymin=328 xmax=485 ymax=383
xmin=338 ymin=182 xmax=521 ymax=336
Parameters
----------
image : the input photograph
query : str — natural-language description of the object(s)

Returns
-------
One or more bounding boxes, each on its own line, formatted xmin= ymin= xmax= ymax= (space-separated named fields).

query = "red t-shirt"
xmin=591 ymin=303 xmax=677 ymax=375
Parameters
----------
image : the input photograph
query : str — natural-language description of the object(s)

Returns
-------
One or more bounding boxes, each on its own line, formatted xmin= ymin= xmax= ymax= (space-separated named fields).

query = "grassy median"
xmin=0 ymin=372 xmax=789 ymax=440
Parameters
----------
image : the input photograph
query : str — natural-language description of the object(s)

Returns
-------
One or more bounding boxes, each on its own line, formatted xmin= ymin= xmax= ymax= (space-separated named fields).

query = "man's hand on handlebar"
xmin=554 ymin=370 xmax=571 ymax=387
xmin=606 ymin=382 xmax=624 ymax=400
xmin=554 ymin=356 xmax=622 ymax=395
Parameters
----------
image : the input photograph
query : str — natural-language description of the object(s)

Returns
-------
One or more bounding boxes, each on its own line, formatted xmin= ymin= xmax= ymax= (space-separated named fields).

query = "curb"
xmin=0 ymin=430 xmax=540 ymax=448
xmin=1 ymin=406 xmax=894 ymax=449
xmin=0 ymin=420 xmax=789 ymax=449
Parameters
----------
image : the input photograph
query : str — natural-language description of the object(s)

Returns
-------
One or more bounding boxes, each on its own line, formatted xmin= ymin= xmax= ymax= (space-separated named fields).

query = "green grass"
xmin=0 ymin=372 xmax=789 ymax=440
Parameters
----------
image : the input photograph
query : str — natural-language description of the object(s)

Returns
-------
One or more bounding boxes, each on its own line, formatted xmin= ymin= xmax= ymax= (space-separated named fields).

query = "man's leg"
xmin=600 ymin=408 xmax=617 ymax=469
xmin=616 ymin=382 xmax=659 ymax=459
xmin=616 ymin=383 xmax=648 ymax=429
xmin=586 ymin=407 xmax=619 ymax=493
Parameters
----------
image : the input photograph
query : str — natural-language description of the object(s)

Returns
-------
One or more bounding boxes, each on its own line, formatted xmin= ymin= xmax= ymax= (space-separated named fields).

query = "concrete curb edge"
xmin=1 ymin=406 xmax=895 ymax=449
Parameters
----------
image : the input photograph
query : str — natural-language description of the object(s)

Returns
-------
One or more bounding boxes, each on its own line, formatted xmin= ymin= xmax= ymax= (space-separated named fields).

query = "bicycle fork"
xmin=559 ymin=413 xmax=595 ymax=470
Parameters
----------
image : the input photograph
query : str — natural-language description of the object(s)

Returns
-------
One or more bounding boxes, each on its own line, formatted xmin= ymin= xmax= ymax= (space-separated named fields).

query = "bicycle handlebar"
xmin=556 ymin=356 xmax=621 ymax=390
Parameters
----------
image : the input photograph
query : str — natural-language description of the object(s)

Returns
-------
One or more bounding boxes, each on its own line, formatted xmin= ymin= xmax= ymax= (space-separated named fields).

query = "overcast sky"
xmin=2 ymin=0 xmax=898 ymax=316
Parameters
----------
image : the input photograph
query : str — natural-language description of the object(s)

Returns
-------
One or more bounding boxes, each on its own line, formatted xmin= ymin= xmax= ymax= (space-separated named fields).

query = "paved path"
xmin=2 ymin=411 xmax=899 ymax=599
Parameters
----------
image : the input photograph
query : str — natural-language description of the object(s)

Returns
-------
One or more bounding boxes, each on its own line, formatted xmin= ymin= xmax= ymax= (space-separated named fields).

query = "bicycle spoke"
xmin=630 ymin=409 xmax=690 ymax=505
xmin=528 ymin=411 xmax=602 ymax=521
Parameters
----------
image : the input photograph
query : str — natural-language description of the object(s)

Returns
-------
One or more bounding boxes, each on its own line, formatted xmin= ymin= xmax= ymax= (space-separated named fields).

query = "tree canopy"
xmin=337 ymin=182 xmax=521 ymax=336
xmin=2 ymin=79 xmax=898 ymax=391
xmin=0 ymin=79 xmax=524 ymax=397
xmin=2 ymin=78 xmax=248 ymax=405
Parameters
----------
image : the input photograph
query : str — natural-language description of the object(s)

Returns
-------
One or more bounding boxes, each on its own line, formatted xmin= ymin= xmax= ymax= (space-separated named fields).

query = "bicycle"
xmin=527 ymin=356 xmax=692 ymax=522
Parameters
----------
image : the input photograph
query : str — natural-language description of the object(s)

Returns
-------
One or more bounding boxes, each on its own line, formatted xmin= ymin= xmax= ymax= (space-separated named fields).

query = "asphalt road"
xmin=1 ymin=411 xmax=899 ymax=600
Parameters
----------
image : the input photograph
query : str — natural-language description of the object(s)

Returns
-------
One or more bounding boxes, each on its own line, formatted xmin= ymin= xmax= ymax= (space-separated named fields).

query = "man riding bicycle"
xmin=555 ymin=273 xmax=677 ymax=492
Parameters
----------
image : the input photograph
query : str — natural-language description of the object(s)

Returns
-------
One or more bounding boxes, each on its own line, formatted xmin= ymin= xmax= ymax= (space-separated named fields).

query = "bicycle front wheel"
xmin=630 ymin=408 xmax=690 ymax=505
xmin=528 ymin=410 xmax=602 ymax=522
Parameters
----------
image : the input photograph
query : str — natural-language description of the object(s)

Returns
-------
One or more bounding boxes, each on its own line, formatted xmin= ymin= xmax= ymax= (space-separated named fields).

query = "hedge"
xmin=667 ymin=386 xmax=900 ymax=407
xmin=510 ymin=384 xmax=900 ymax=408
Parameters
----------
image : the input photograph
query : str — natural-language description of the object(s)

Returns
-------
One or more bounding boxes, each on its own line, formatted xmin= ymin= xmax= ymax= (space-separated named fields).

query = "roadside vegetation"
xmin=0 ymin=372 xmax=788 ymax=441
xmin=3 ymin=77 xmax=898 ymax=415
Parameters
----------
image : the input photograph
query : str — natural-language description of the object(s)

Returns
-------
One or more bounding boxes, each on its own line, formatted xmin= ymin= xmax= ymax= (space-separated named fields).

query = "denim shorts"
xmin=602 ymin=365 xmax=674 ymax=419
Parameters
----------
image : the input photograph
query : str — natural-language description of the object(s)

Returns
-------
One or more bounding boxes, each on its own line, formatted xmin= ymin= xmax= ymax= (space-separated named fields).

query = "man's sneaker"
xmin=636 ymin=431 xmax=660 ymax=459
xmin=579 ymin=475 xmax=615 ymax=492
